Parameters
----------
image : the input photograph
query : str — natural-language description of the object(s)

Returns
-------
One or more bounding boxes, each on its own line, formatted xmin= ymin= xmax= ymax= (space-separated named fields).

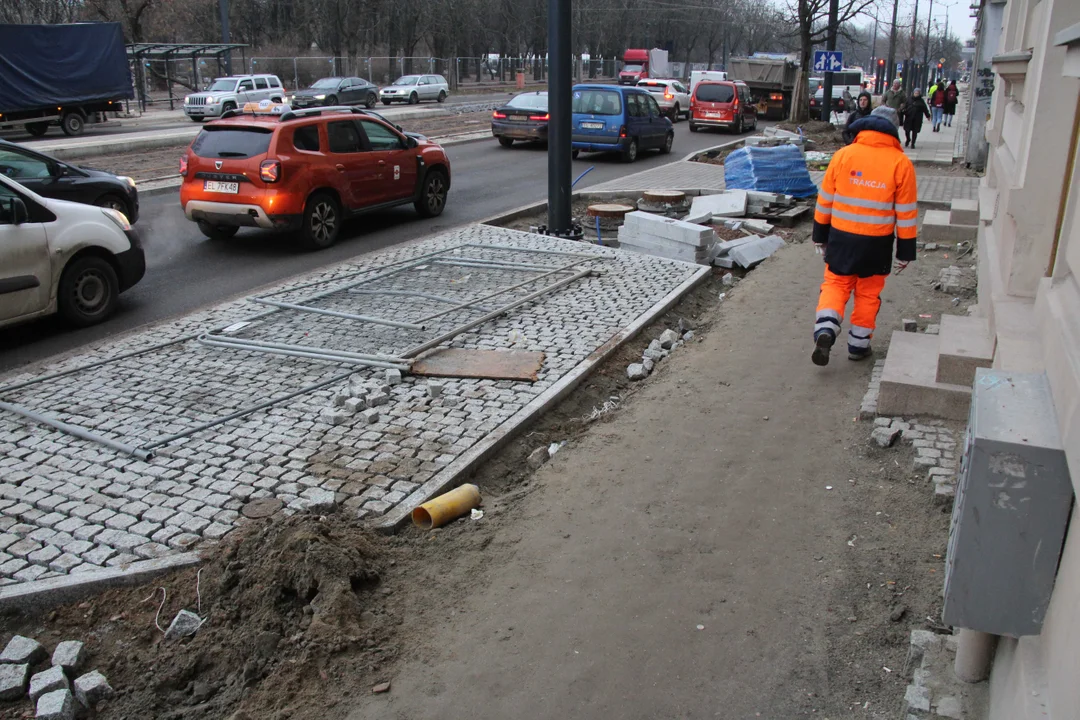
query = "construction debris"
xmin=617 ymin=211 xmax=716 ymax=264
xmin=685 ymin=191 xmax=748 ymax=224
xmin=709 ymin=235 xmax=785 ymax=269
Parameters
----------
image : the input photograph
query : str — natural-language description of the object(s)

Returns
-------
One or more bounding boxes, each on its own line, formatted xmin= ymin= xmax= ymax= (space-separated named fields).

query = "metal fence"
xmin=126 ymin=54 xmax=629 ymax=110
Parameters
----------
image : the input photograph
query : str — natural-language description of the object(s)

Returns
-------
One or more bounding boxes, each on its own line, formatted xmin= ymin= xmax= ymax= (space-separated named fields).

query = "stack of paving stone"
xmin=321 ymin=368 xmax=402 ymax=427
xmin=616 ymin=211 xmax=717 ymax=264
xmin=0 ymin=636 xmax=113 ymax=719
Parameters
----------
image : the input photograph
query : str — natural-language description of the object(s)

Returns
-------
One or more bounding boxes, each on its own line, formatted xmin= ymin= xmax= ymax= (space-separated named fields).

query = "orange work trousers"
xmin=814 ymin=268 xmax=886 ymax=352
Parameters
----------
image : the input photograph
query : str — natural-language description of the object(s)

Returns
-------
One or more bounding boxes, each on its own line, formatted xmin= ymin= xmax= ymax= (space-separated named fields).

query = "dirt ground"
xmin=84 ymin=111 xmax=497 ymax=183
xmin=0 ymin=212 xmax=977 ymax=719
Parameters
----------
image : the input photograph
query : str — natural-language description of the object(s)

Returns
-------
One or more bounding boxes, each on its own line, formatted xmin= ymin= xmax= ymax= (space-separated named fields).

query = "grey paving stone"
xmin=0 ymin=662 xmax=28 ymax=699
xmin=29 ymin=665 xmax=68 ymax=702
xmin=35 ymin=688 xmax=75 ymax=720
xmin=73 ymin=671 xmax=113 ymax=708
xmin=27 ymin=545 xmax=62 ymax=566
xmin=13 ymin=565 xmax=48 ymax=583
xmin=82 ymin=545 xmax=116 ymax=566
xmin=0 ymin=635 xmax=46 ymax=665
xmin=50 ymin=641 xmax=85 ymax=674
xmin=48 ymin=554 xmax=82 ymax=574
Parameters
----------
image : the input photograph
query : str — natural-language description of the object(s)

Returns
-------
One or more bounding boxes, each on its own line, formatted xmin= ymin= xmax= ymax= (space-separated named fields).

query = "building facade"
xmin=970 ymin=0 xmax=1080 ymax=715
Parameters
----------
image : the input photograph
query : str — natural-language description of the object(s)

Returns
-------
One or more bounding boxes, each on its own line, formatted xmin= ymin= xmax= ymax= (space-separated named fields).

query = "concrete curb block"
xmin=374 ymin=262 xmax=712 ymax=532
xmin=680 ymin=136 xmax=747 ymax=163
xmin=0 ymin=552 xmax=202 ymax=613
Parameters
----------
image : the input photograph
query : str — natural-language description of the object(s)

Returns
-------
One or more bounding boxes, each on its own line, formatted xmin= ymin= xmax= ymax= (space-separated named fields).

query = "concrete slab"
xmin=937 ymin=314 xmax=995 ymax=386
xmin=878 ymin=332 xmax=972 ymax=420
xmin=617 ymin=229 xmax=707 ymax=263
xmin=922 ymin=209 xmax=977 ymax=245
xmin=686 ymin=191 xmax=748 ymax=224
xmin=949 ymin=198 xmax=979 ymax=226
xmin=727 ymin=235 xmax=785 ymax=269
xmin=622 ymin=211 xmax=716 ymax=248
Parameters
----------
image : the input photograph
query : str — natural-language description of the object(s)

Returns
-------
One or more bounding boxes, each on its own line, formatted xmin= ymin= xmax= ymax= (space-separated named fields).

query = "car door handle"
xmin=378 ymin=160 xmax=387 ymax=166
xmin=335 ymin=164 xmax=346 ymax=172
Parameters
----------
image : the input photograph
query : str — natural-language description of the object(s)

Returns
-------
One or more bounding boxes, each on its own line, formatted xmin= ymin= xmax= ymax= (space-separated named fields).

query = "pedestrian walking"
xmin=881 ymin=79 xmax=906 ymax=114
xmin=943 ymin=80 xmax=959 ymax=127
xmin=902 ymin=88 xmax=931 ymax=148
xmin=929 ymin=81 xmax=945 ymax=131
xmin=842 ymin=90 xmax=873 ymax=144
xmin=811 ymin=106 xmax=917 ymax=366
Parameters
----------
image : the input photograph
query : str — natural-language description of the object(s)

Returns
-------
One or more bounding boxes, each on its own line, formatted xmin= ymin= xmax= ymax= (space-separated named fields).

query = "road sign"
xmin=813 ymin=50 xmax=844 ymax=73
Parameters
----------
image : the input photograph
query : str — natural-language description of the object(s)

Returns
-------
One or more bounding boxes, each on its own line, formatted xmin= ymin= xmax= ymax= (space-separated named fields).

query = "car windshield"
xmin=572 ymin=89 xmax=622 ymax=115
xmin=363 ymin=111 xmax=402 ymax=129
xmin=507 ymin=93 xmax=548 ymax=110
xmin=311 ymin=78 xmax=340 ymax=89
xmin=623 ymin=65 xmax=643 ymax=73
xmin=207 ymin=79 xmax=237 ymax=92
xmin=393 ymin=76 xmax=420 ymax=86
xmin=695 ymin=84 xmax=734 ymax=103
xmin=191 ymin=127 xmax=273 ymax=159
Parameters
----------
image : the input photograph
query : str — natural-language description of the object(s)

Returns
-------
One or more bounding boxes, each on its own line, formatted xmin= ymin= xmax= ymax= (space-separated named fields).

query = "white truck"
xmin=689 ymin=70 xmax=729 ymax=94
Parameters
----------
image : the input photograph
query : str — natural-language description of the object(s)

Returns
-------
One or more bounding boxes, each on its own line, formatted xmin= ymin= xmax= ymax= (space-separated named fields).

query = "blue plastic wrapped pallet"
xmin=723 ymin=144 xmax=818 ymax=198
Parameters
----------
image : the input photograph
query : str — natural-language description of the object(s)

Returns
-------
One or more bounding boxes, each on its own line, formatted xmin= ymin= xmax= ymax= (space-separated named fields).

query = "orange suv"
xmin=180 ymin=105 xmax=451 ymax=250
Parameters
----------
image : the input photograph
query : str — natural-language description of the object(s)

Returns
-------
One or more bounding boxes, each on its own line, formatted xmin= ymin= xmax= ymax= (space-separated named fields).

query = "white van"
xmin=689 ymin=70 xmax=729 ymax=93
xmin=0 ymin=173 xmax=144 ymax=329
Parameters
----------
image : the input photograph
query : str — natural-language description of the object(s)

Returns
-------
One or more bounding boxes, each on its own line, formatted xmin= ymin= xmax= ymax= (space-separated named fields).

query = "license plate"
xmin=510 ymin=115 xmax=527 ymax=122
xmin=580 ymin=121 xmax=604 ymax=129
xmin=708 ymin=112 xmax=724 ymax=119
xmin=204 ymin=181 xmax=238 ymax=194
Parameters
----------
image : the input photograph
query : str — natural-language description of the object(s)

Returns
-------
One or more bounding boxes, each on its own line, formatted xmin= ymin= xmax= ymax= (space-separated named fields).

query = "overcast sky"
xmin=866 ymin=0 xmax=978 ymax=43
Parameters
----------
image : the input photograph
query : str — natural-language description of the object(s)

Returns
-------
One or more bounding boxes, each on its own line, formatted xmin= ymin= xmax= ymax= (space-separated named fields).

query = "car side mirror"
xmin=407 ymin=136 xmax=419 ymax=149
xmin=8 ymin=198 xmax=28 ymax=225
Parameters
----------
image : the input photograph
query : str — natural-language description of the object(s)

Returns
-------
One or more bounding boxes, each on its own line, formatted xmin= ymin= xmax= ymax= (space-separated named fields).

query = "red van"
xmin=689 ymin=81 xmax=758 ymax=134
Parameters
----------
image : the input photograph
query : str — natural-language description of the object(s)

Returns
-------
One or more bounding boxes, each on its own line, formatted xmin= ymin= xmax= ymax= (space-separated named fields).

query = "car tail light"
xmin=179 ymin=156 xmax=188 ymax=176
xmin=810 ymin=99 xmax=817 ymax=106
xmin=260 ymin=159 xmax=281 ymax=183
xmin=619 ymin=125 xmax=627 ymax=138
xmin=528 ymin=113 xmax=549 ymax=121
xmin=664 ymin=90 xmax=673 ymax=99
xmin=770 ymin=93 xmax=783 ymax=100
xmin=493 ymin=111 xmax=507 ymax=119
xmin=838 ymin=99 xmax=845 ymax=109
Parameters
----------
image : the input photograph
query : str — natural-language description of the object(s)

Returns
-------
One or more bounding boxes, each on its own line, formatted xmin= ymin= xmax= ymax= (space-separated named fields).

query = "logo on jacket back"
xmin=849 ymin=170 xmax=887 ymax=189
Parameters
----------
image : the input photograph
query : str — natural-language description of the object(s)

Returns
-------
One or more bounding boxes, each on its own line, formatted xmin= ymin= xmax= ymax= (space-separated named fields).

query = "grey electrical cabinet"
xmin=942 ymin=369 xmax=1073 ymax=637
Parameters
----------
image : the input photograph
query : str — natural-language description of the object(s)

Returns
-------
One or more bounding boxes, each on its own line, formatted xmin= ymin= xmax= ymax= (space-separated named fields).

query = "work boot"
xmin=848 ymin=346 xmax=874 ymax=361
xmin=812 ymin=332 xmax=835 ymax=366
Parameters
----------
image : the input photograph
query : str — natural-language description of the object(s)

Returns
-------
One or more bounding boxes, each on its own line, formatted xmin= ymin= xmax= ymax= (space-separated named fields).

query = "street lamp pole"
xmin=546 ymin=0 xmax=572 ymax=236
xmin=886 ymin=0 xmax=900 ymax=84
xmin=923 ymin=0 xmax=934 ymax=66
xmin=218 ymin=0 xmax=231 ymax=75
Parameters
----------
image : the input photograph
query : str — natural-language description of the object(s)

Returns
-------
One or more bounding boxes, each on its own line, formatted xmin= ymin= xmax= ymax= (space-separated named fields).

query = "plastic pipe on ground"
xmin=412 ymin=483 xmax=482 ymax=529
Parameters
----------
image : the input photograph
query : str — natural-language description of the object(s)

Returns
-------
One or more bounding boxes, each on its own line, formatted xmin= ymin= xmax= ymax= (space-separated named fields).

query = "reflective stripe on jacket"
xmin=813 ymin=123 xmax=918 ymax=277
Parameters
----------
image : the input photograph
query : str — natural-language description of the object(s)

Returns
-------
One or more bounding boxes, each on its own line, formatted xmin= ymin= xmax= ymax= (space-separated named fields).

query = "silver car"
xmin=183 ymin=74 xmax=285 ymax=121
xmin=379 ymin=74 xmax=449 ymax=105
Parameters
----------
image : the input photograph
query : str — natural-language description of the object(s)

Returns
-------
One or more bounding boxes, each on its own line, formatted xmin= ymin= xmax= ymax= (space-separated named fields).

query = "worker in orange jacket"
xmin=811 ymin=106 xmax=917 ymax=366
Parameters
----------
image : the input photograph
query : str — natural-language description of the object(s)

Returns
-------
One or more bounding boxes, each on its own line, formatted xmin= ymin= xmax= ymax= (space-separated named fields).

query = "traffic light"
xmin=937 ymin=63 xmax=943 ymax=70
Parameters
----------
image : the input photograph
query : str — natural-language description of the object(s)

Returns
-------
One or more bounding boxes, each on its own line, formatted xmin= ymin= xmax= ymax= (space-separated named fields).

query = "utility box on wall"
xmin=942 ymin=370 xmax=1073 ymax=637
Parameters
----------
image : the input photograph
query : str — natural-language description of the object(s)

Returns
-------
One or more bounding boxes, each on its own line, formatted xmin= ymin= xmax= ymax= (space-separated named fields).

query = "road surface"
xmin=0 ymin=122 xmax=772 ymax=374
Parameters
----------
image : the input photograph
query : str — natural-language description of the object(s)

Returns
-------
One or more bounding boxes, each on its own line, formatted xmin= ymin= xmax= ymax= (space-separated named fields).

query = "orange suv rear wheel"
xmin=301 ymin=192 xmax=341 ymax=250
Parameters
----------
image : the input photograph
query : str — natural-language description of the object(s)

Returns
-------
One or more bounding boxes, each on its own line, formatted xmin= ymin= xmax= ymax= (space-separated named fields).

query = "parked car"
xmin=689 ymin=80 xmax=758 ymax=134
xmin=289 ymin=77 xmax=379 ymax=109
xmin=0 ymin=139 xmax=139 ymax=223
xmin=0 ymin=172 xmax=144 ymax=329
xmin=637 ymin=78 xmax=691 ymax=121
xmin=179 ymin=105 xmax=451 ymax=250
xmin=491 ymin=91 xmax=549 ymax=147
xmin=183 ymin=75 xmax=285 ymax=121
xmin=379 ymin=75 xmax=449 ymax=105
xmin=570 ymin=84 xmax=674 ymax=163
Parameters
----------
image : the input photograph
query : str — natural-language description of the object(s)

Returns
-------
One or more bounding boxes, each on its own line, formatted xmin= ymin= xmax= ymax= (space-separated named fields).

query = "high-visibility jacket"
xmin=813 ymin=115 xmax=918 ymax=277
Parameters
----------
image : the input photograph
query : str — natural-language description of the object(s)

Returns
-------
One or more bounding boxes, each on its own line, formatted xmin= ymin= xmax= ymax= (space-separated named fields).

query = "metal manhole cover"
xmin=242 ymin=498 xmax=284 ymax=519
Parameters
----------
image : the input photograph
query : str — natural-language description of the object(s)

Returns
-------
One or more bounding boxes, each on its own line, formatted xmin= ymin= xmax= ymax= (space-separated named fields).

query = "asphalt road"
xmin=0 ymin=121 xmax=770 ymax=374
xmin=0 ymin=89 xmax=536 ymax=144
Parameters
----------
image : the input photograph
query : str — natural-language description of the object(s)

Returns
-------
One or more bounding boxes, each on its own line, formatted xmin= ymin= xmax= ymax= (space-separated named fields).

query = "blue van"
xmin=571 ymin=84 xmax=674 ymax=163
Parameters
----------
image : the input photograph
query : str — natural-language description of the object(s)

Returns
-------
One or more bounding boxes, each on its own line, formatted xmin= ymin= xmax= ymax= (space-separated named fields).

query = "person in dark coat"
xmin=943 ymin=80 xmax=959 ymax=127
xmin=842 ymin=90 xmax=874 ymax=144
xmin=903 ymin=87 xmax=931 ymax=148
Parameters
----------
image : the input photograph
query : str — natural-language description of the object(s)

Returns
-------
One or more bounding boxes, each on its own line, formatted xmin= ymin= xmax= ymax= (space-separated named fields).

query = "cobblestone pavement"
xmin=586 ymin=160 xmax=977 ymax=205
xmin=0 ymin=225 xmax=701 ymax=586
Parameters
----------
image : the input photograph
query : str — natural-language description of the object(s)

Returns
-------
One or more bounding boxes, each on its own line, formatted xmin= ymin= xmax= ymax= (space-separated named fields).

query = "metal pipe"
xmin=462 ymin=242 xmax=602 ymax=259
xmin=416 ymin=257 xmax=596 ymax=324
xmin=347 ymin=289 xmax=495 ymax=313
xmin=438 ymin=255 xmax=575 ymax=271
xmin=0 ymin=400 xmax=153 ymax=461
xmin=140 ymin=371 xmax=354 ymax=452
xmin=250 ymin=298 xmax=426 ymax=330
xmin=199 ymin=333 xmax=410 ymax=365
xmin=198 ymin=336 xmax=410 ymax=370
xmin=404 ymin=268 xmax=593 ymax=358
xmin=433 ymin=260 xmax=559 ymax=273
